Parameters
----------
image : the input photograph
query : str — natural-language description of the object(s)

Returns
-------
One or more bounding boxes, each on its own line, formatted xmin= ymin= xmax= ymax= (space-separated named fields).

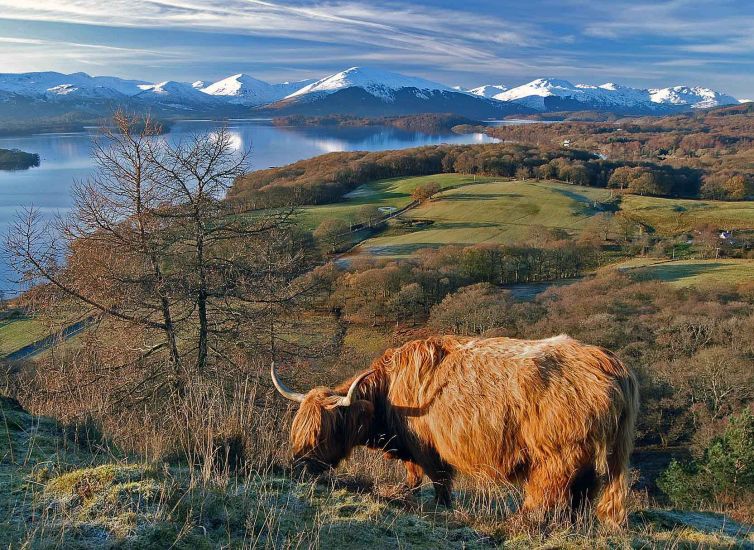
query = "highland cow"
xmin=272 ymin=335 xmax=639 ymax=526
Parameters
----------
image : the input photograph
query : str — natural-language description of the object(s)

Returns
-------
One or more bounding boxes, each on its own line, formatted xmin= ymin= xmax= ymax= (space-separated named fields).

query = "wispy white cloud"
xmin=0 ymin=35 xmax=181 ymax=73
xmin=0 ymin=36 xmax=46 ymax=44
xmin=580 ymin=0 xmax=754 ymax=50
xmin=0 ymin=0 xmax=540 ymax=69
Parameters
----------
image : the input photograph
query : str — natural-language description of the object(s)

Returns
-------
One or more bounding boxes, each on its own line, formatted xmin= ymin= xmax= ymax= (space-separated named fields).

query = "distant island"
xmin=0 ymin=148 xmax=40 ymax=170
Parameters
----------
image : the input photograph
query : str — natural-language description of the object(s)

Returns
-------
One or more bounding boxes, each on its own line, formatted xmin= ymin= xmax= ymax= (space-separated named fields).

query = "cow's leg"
xmin=570 ymin=464 xmax=601 ymax=517
xmin=520 ymin=460 xmax=574 ymax=522
xmin=407 ymin=445 xmax=453 ymax=506
xmin=425 ymin=466 xmax=454 ymax=507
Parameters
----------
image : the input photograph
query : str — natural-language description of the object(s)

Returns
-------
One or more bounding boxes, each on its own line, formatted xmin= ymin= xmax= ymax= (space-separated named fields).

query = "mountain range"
xmin=468 ymin=78 xmax=740 ymax=113
xmin=0 ymin=67 xmax=744 ymax=120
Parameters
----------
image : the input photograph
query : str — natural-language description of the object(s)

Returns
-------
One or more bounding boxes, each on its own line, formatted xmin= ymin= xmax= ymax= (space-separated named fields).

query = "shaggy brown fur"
xmin=285 ymin=335 xmax=639 ymax=527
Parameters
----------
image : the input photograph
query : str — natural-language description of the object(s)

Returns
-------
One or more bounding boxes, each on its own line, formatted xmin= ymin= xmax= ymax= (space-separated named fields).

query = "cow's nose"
xmin=292 ymin=458 xmax=327 ymax=478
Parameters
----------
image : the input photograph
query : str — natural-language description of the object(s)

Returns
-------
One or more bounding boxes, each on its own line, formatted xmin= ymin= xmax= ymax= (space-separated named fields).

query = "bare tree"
xmin=8 ymin=112 xmax=317 ymax=398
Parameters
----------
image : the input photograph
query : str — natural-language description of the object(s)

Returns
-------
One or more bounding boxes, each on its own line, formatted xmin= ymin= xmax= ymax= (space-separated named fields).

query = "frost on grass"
xmin=40 ymin=463 xmax=164 ymax=537
xmin=635 ymin=509 xmax=754 ymax=548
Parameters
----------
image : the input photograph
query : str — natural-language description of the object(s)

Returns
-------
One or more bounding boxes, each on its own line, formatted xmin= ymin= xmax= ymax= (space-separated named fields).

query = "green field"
xmin=608 ymin=258 xmax=754 ymax=288
xmin=621 ymin=195 xmax=754 ymax=236
xmin=295 ymin=173 xmax=497 ymax=230
xmin=304 ymin=175 xmax=754 ymax=259
xmin=0 ymin=315 xmax=48 ymax=356
xmin=352 ymin=179 xmax=613 ymax=257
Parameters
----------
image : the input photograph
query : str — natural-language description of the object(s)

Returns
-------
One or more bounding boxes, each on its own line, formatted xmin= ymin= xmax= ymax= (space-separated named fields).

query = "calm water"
xmin=0 ymin=119 xmax=497 ymax=291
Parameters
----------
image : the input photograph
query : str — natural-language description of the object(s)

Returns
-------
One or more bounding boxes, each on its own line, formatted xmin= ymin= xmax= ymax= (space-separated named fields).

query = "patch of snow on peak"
xmin=286 ymin=67 xmax=451 ymax=102
xmin=493 ymin=78 xmax=581 ymax=109
xmin=46 ymin=84 xmax=78 ymax=96
xmin=468 ymin=84 xmax=508 ymax=99
xmin=274 ymin=79 xmax=317 ymax=96
xmin=202 ymin=73 xmax=276 ymax=105
xmin=0 ymin=71 xmax=148 ymax=99
xmin=137 ymin=81 xmax=217 ymax=105
xmin=650 ymin=86 xmax=738 ymax=109
xmin=202 ymin=74 xmax=318 ymax=105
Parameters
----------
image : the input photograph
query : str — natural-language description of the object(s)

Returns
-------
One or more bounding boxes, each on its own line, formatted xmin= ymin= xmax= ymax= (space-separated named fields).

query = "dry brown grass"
xmin=4 ymin=352 xmax=753 ymax=548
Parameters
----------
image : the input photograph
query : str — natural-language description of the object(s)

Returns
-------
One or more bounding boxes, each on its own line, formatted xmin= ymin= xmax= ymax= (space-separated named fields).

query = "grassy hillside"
xmin=295 ymin=173 xmax=496 ymax=230
xmin=608 ymin=258 xmax=754 ymax=287
xmin=2 ymin=396 xmax=752 ymax=548
xmin=351 ymin=179 xmax=612 ymax=258
xmin=621 ymin=195 xmax=754 ymax=236
xmin=302 ymin=175 xmax=754 ymax=285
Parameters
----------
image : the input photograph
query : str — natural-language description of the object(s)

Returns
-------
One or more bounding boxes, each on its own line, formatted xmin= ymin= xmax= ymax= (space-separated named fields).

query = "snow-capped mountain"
xmin=490 ymin=78 xmax=630 ymax=110
xmin=649 ymin=86 xmax=738 ymax=110
xmin=200 ymin=73 xmax=316 ymax=106
xmin=266 ymin=66 xmax=522 ymax=118
xmin=275 ymin=79 xmax=318 ymax=98
xmin=487 ymin=78 xmax=739 ymax=113
xmin=135 ymin=81 xmax=219 ymax=107
xmin=285 ymin=67 xmax=452 ymax=102
xmin=0 ymin=71 xmax=148 ymax=100
xmin=467 ymin=84 xmax=508 ymax=99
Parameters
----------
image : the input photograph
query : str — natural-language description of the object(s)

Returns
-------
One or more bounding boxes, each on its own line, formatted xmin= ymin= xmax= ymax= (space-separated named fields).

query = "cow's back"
xmin=382 ymin=335 xmax=632 ymax=479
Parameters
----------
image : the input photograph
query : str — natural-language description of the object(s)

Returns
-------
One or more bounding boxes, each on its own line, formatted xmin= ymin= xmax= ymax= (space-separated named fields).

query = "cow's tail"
xmin=595 ymin=366 xmax=639 ymax=528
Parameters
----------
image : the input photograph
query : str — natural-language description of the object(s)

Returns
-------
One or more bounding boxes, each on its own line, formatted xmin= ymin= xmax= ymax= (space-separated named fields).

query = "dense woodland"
xmin=482 ymin=103 xmax=754 ymax=200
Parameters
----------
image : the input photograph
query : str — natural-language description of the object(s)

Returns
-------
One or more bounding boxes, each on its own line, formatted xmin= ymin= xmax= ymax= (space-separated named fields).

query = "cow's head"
xmin=271 ymin=363 xmax=374 ymax=475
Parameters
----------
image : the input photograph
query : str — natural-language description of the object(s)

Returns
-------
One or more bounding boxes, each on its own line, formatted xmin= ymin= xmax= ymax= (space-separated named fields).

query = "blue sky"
xmin=0 ymin=0 xmax=752 ymax=97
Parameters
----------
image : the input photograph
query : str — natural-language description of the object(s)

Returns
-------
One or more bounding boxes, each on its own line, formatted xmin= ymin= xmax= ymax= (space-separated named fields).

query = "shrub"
xmin=429 ymin=283 xmax=513 ymax=335
xmin=411 ymin=181 xmax=441 ymax=202
xmin=313 ymin=218 xmax=350 ymax=252
xmin=658 ymin=409 xmax=754 ymax=513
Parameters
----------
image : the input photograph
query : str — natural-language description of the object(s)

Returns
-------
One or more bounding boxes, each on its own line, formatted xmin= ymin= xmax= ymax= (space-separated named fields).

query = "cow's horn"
xmin=334 ymin=370 xmax=373 ymax=407
xmin=270 ymin=362 xmax=305 ymax=403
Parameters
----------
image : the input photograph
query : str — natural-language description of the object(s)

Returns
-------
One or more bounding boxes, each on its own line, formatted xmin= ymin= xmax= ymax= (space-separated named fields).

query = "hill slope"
xmin=2 ymin=396 xmax=752 ymax=548
xmin=349 ymin=179 xmax=614 ymax=258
